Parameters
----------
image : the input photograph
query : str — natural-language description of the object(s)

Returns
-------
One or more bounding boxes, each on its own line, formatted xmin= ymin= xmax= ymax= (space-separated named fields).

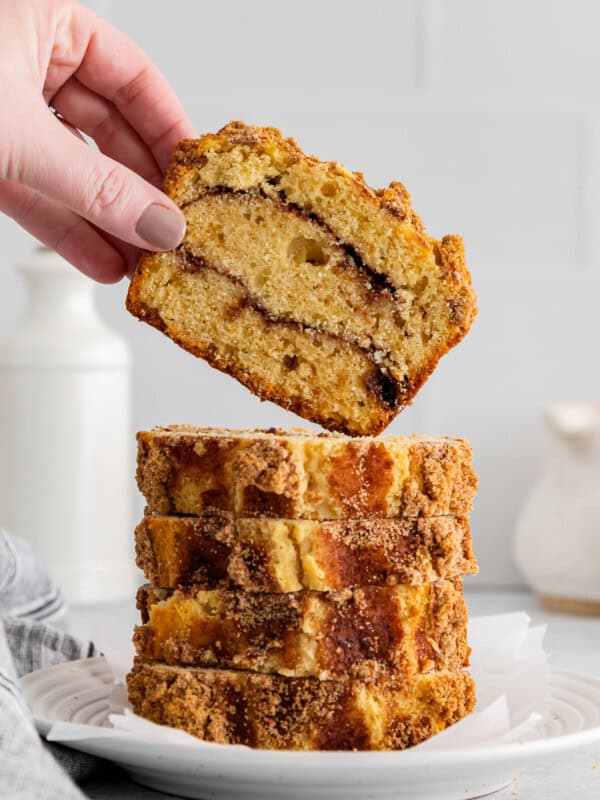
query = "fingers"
xmin=74 ymin=6 xmax=195 ymax=170
xmin=92 ymin=226 xmax=140 ymax=277
xmin=51 ymin=77 xmax=163 ymax=187
xmin=0 ymin=180 xmax=127 ymax=283
xmin=13 ymin=106 xmax=186 ymax=251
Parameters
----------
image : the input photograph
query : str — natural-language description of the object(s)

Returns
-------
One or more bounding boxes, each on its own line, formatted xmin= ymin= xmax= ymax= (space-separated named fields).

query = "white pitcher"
xmin=514 ymin=403 xmax=600 ymax=614
xmin=0 ymin=246 xmax=134 ymax=603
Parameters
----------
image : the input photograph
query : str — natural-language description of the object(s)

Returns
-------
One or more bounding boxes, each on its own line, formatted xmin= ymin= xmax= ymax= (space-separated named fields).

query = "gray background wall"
xmin=2 ymin=0 xmax=599 ymax=586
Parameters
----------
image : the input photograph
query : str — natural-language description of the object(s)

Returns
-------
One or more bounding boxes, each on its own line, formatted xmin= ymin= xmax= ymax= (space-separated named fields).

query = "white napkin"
xmin=46 ymin=611 xmax=551 ymax=751
xmin=415 ymin=612 xmax=549 ymax=750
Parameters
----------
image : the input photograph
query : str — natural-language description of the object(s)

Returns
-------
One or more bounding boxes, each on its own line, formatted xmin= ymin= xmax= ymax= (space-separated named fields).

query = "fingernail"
xmin=136 ymin=203 xmax=186 ymax=250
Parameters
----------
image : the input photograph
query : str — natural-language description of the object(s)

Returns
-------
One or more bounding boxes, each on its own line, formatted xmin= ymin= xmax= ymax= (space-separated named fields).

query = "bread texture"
xmin=126 ymin=659 xmax=475 ymax=750
xmin=135 ymin=513 xmax=477 ymax=592
xmin=137 ymin=426 xmax=477 ymax=519
xmin=134 ymin=580 xmax=468 ymax=680
xmin=126 ymin=121 xmax=476 ymax=435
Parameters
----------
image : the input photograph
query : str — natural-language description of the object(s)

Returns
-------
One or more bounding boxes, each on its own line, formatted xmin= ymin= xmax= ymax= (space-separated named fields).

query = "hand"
xmin=0 ymin=0 xmax=195 ymax=282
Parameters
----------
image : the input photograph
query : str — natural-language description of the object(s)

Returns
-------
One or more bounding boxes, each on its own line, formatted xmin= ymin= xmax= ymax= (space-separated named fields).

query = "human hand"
xmin=0 ymin=0 xmax=195 ymax=282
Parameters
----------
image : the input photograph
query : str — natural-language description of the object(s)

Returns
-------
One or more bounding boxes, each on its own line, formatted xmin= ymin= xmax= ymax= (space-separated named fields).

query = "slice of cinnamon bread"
xmin=135 ymin=514 xmax=478 ymax=592
xmin=136 ymin=426 xmax=477 ymax=519
xmin=127 ymin=660 xmax=475 ymax=750
xmin=134 ymin=580 xmax=469 ymax=680
xmin=126 ymin=121 xmax=476 ymax=435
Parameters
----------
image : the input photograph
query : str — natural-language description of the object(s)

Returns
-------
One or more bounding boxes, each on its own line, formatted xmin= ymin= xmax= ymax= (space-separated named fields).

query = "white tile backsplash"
xmin=3 ymin=1 xmax=600 ymax=586
xmin=104 ymin=0 xmax=423 ymax=95
xmin=582 ymin=112 xmax=600 ymax=271
xmin=428 ymin=0 xmax=600 ymax=96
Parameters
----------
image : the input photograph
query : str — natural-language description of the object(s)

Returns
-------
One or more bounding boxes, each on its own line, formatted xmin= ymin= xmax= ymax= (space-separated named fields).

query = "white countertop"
xmin=68 ymin=588 xmax=600 ymax=800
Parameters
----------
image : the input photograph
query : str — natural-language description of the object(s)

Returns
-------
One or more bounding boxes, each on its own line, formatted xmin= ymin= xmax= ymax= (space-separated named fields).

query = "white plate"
xmin=21 ymin=657 xmax=600 ymax=800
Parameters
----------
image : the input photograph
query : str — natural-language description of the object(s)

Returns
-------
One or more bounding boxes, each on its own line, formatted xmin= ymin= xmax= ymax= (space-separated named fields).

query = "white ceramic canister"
xmin=514 ymin=403 xmax=600 ymax=615
xmin=0 ymin=247 xmax=134 ymax=603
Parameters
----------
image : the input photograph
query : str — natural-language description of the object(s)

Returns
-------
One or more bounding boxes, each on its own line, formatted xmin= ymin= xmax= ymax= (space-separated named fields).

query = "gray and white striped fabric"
xmin=0 ymin=528 xmax=100 ymax=799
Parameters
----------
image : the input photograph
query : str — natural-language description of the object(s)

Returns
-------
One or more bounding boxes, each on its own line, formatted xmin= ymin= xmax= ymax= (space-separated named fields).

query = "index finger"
xmin=74 ymin=6 xmax=195 ymax=170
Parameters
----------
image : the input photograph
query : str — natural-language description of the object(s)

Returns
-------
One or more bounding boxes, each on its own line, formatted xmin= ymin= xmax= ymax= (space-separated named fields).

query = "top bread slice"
xmin=126 ymin=121 xmax=476 ymax=436
xmin=136 ymin=425 xmax=477 ymax=520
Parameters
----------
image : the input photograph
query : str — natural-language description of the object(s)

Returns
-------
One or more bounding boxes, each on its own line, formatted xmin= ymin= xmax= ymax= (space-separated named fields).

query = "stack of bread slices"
xmin=127 ymin=426 xmax=479 ymax=751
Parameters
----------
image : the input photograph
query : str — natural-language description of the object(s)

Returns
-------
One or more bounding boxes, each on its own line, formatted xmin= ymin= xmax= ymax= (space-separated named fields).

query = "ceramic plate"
xmin=20 ymin=658 xmax=600 ymax=800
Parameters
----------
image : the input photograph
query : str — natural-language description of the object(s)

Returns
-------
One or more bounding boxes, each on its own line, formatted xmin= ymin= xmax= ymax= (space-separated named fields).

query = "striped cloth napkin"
xmin=0 ymin=528 xmax=100 ymax=799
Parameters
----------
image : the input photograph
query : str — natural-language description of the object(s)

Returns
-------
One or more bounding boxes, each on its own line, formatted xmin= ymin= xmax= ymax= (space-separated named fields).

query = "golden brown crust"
xmin=136 ymin=426 xmax=478 ymax=519
xmin=126 ymin=121 xmax=476 ymax=436
xmin=134 ymin=580 xmax=469 ymax=680
xmin=135 ymin=513 xmax=478 ymax=591
xmin=126 ymin=659 xmax=475 ymax=750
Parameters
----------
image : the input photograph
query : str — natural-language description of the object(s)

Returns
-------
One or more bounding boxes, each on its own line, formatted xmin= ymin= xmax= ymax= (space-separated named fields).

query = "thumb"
xmin=13 ymin=107 xmax=185 ymax=251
